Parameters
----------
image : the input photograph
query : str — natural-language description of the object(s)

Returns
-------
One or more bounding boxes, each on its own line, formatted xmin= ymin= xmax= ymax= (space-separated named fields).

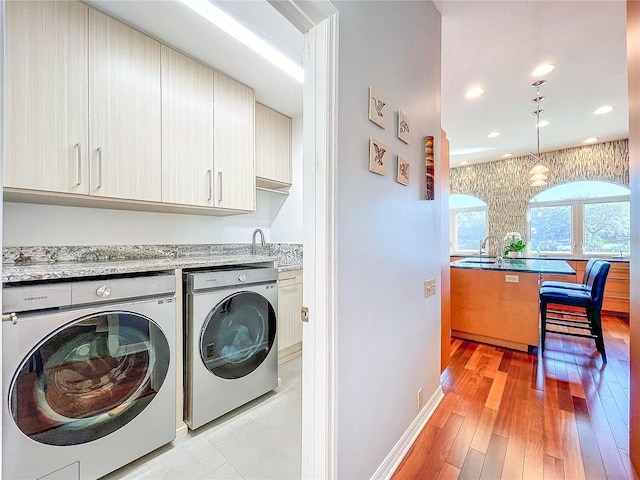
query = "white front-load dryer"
xmin=2 ymin=273 xmax=177 ymax=480
xmin=184 ymin=266 xmax=278 ymax=430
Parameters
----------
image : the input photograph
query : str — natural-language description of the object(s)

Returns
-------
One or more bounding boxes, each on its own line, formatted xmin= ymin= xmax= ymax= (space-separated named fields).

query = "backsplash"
xmin=450 ymin=139 xmax=629 ymax=241
xmin=2 ymin=243 xmax=303 ymax=271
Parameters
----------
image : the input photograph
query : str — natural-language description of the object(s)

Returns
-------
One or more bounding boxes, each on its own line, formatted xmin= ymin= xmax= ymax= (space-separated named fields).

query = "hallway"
xmin=393 ymin=315 xmax=635 ymax=479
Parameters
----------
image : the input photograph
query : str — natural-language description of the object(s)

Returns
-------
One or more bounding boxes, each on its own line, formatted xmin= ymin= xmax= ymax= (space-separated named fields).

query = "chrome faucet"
xmin=252 ymin=228 xmax=265 ymax=255
xmin=480 ymin=235 xmax=503 ymax=258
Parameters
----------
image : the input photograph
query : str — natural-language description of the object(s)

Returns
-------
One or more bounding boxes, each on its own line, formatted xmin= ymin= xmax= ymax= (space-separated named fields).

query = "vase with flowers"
xmin=503 ymin=232 xmax=526 ymax=258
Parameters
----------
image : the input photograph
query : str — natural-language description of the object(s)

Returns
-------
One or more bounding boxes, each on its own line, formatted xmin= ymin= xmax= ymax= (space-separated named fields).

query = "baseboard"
xmin=278 ymin=342 xmax=302 ymax=365
xmin=370 ymin=385 xmax=445 ymax=480
xmin=175 ymin=423 xmax=189 ymax=439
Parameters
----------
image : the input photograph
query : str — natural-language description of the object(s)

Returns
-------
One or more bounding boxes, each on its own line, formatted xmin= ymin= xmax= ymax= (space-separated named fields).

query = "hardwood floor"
xmin=393 ymin=314 xmax=636 ymax=480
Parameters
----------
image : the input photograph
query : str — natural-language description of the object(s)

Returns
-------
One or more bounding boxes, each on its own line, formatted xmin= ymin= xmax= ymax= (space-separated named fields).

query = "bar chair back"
xmin=539 ymin=260 xmax=610 ymax=362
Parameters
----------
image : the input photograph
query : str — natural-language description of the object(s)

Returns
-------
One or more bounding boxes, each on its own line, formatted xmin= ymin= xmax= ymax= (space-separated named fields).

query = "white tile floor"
xmin=103 ymin=357 xmax=302 ymax=480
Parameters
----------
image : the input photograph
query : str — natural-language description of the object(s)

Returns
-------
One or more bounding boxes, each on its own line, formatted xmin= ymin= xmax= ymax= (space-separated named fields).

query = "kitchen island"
xmin=450 ymin=257 xmax=576 ymax=352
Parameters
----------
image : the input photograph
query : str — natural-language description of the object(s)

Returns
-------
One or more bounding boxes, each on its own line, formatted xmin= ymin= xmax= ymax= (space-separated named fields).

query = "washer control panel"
xmin=237 ymin=273 xmax=247 ymax=282
xmin=96 ymin=285 xmax=112 ymax=298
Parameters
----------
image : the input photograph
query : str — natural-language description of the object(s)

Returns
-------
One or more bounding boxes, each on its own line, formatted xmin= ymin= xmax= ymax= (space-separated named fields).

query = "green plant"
xmin=503 ymin=232 xmax=526 ymax=255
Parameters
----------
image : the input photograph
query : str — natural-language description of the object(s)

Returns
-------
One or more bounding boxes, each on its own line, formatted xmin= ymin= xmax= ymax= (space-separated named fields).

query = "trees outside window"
xmin=528 ymin=181 xmax=630 ymax=257
xmin=450 ymin=194 xmax=487 ymax=253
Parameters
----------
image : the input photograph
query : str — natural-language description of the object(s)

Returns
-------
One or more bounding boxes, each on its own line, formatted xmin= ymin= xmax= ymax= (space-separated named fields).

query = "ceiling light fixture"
xmin=593 ymin=105 xmax=614 ymax=115
xmin=178 ymin=0 xmax=304 ymax=83
xmin=487 ymin=131 xmax=500 ymax=138
xmin=535 ymin=120 xmax=550 ymax=128
xmin=584 ymin=137 xmax=599 ymax=144
xmin=502 ymin=153 xmax=513 ymax=158
xmin=529 ymin=80 xmax=549 ymax=187
xmin=460 ymin=161 xmax=469 ymax=165
xmin=532 ymin=64 xmax=555 ymax=77
xmin=466 ymin=87 xmax=484 ymax=98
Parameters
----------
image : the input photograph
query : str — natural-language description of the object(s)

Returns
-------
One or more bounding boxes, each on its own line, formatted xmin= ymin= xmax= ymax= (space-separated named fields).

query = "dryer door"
xmin=8 ymin=311 xmax=170 ymax=446
xmin=200 ymin=291 xmax=276 ymax=379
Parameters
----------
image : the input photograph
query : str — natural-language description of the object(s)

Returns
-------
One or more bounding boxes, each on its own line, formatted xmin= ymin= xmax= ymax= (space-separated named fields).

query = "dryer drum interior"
xmin=200 ymin=291 xmax=276 ymax=380
xmin=9 ymin=311 xmax=170 ymax=446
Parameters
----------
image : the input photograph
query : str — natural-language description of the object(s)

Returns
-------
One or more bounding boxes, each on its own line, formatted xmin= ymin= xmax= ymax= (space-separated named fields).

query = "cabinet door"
xmin=213 ymin=72 xmax=255 ymax=211
xmin=255 ymin=103 xmax=292 ymax=188
xmin=4 ymin=0 xmax=89 ymax=194
xmin=161 ymin=46 xmax=214 ymax=206
xmin=277 ymin=270 xmax=303 ymax=352
xmin=89 ymin=9 xmax=161 ymax=202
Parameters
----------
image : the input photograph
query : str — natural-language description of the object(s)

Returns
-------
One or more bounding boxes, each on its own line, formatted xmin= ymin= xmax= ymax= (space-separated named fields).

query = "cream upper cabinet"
xmin=213 ymin=72 xmax=255 ymax=211
xmin=255 ymin=103 xmax=292 ymax=189
xmin=4 ymin=1 xmax=89 ymax=194
xmin=161 ymin=46 xmax=214 ymax=206
xmin=88 ymin=9 xmax=162 ymax=202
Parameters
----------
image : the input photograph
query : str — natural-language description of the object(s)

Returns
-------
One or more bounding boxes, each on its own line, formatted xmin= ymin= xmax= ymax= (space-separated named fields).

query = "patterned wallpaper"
xmin=450 ymin=139 xmax=629 ymax=243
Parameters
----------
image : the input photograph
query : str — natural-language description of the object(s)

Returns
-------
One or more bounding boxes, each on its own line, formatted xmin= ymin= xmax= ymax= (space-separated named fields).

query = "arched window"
xmin=528 ymin=181 xmax=630 ymax=256
xmin=450 ymin=194 xmax=487 ymax=253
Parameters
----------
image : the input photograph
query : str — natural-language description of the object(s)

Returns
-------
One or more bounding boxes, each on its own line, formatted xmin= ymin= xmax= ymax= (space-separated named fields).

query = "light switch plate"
xmin=505 ymin=275 xmax=520 ymax=283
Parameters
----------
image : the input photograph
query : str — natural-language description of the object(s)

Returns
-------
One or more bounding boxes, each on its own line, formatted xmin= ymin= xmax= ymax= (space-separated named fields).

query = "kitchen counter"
xmin=2 ymin=255 xmax=277 ymax=283
xmin=451 ymin=253 xmax=629 ymax=263
xmin=451 ymin=257 xmax=576 ymax=276
xmin=450 ymin=257 xmax=575 ymax=352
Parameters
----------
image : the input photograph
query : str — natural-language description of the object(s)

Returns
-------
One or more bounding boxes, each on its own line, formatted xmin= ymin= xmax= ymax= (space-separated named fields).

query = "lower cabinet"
xmin=277 ymin=269 xmax=302 ymax=364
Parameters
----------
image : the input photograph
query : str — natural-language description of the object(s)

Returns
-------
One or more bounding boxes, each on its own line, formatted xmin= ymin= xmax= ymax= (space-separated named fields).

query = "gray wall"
xmin=335 ymin=2 xmax=442 ymax=478
xmin=450 ymin=139 xmax=629 ymax=242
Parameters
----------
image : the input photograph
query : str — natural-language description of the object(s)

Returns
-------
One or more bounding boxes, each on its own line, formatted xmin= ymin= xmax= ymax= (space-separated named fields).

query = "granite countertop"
xmin=2 ymin=255 xmax=278 ymax=283
xmin=451 ymin=257 xmax=576 ymax=275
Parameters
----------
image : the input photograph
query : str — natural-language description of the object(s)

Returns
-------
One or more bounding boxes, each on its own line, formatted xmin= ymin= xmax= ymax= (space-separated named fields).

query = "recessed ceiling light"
xmin=593 ymin=105 xmax=615 ymax=115
xmin=179 ymin=0 xmax=304 ymax=83
xmin=532 ymin=64 xmax=555 ymax=76
xmin=487 ymin=131 xmax=500 ymax=138
xmin=584 ymin=137 xmax=599 ymax=144
xmin=460 ymin=161 xmax=469 ymax=165
xmin=502 ymin=153 xmax=513 ymax=158
xmin=535 ymin=120 xmax=550 ymax=128
xmin=466 ymin=87 xmax=484 ymax=98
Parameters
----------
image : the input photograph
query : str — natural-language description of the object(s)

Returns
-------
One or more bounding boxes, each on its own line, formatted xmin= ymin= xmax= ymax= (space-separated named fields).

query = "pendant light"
xmin=529 ymin=80 xmax=549 ymax=187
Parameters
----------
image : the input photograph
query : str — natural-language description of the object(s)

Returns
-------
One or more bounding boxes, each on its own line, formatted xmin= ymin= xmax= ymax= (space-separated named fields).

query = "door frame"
xmin=267 ymin=1 xmax=339 ymax=477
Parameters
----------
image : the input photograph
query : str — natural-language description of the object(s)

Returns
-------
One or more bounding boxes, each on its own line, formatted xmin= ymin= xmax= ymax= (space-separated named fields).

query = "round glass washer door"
xmin=200 ymin=291 xmax=276 ymax=380
xmin=9 ymin=311 xmax=170 ymax=446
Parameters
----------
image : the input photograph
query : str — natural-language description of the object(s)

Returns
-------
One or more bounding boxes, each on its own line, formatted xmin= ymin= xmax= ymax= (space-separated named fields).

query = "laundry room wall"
xmin=2 ymin=115 xmax=303 ymax=247
xmin=334 ymin=1 xmax=443 ymax=478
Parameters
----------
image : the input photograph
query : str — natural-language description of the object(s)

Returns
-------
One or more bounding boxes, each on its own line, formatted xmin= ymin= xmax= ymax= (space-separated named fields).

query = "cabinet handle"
xmin=218 ymin=171 xmax=223 ymax=204
xmin=76 ymin=143 xmax=82 ymax=186
xmin=97 ymin=147 xmax=103 ymax=189
xmin=207 ymin=169 xmax=212 ymax=201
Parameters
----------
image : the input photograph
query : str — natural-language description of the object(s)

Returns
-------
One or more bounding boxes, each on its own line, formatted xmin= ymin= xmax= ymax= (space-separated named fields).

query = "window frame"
xmin=528 ymin=191 xmax=630 ymax=258
xmin=449 ymin=203 xmax=488 ymax=255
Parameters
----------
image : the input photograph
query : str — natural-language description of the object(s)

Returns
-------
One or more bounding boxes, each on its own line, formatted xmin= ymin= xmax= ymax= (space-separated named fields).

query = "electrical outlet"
xmin=505 ymin=275 xmax=520 ymax=283
xmin=424 ymin=279 xmax=436 ymax=297
xmin=417 ymin=388 xmax=424 ymax=411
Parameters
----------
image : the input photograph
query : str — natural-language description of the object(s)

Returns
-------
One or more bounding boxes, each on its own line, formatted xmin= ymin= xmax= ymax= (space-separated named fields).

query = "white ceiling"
xmin=437 ymin=0 xmax=628 ymax=167
xmin=87 ymin=0 xmax=304 ymax=118
xmin=87 ymin=1 xmax=628 ymax=168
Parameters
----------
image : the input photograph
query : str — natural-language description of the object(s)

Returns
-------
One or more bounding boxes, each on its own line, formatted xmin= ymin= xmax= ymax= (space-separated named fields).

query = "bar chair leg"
xmin=540 ymin=299 xmax=547 ymax=352
xmin=587 ymin=305 xmax=607 ymax=363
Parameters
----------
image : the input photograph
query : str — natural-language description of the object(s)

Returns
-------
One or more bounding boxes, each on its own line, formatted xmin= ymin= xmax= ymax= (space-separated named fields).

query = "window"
xmin=529 ymin=181 xmax=630 ymax=257
xmin=450 ymin=194 xmax=487 ymax=253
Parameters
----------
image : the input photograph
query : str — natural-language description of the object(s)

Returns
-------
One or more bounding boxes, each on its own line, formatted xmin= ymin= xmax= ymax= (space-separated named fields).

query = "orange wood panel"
xmin=451 ymin=268 xmax=540 ymax=349
xmin=441 ymin=129 xmax=451 ymax=374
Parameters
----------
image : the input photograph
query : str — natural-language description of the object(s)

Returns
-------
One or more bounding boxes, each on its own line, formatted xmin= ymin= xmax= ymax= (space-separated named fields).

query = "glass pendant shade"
xmin=530 ymin=179 xmax=547 ymax=187
xmin=528 ymin=164 xmax=549 ymax=175
xmin=529 ymin=173 xmax=548 ymax=182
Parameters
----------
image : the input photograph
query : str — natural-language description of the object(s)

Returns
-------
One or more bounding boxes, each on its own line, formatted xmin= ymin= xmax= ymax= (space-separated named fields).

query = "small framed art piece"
xmin=368 ymin=86 xmax=387 ymax=128
xmin=397 ymin=155 xmax=410 ymax=185
xmin=369 ymin=138 xmax=387 ymax=175
xmin=398 ymin=110 xmax=410 ymax=144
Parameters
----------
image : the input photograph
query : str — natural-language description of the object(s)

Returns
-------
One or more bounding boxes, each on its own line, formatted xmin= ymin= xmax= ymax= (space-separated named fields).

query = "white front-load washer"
xmin=184 ymin=266 xmax=278 ymax=430
xmin=2 ymin=273 xmax=177 ymax=480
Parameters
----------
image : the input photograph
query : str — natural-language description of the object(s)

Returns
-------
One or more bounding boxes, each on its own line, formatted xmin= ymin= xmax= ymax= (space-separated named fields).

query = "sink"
xmin=460 ymin=257 xmax=498 ymax=264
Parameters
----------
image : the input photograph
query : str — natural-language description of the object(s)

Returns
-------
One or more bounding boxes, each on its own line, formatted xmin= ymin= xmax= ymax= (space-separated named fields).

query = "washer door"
xmin=8 ymin=311 xmax=170 ymax=446
xmin=200 ymin=291 xmax=276 ymax=380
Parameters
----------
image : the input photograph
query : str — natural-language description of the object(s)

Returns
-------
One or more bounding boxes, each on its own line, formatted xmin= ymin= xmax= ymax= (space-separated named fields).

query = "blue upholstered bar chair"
xmin=541 ymin=258 xmax=597 ymax=291
xmin=539 ymin=260 xmax=610 ymax=362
